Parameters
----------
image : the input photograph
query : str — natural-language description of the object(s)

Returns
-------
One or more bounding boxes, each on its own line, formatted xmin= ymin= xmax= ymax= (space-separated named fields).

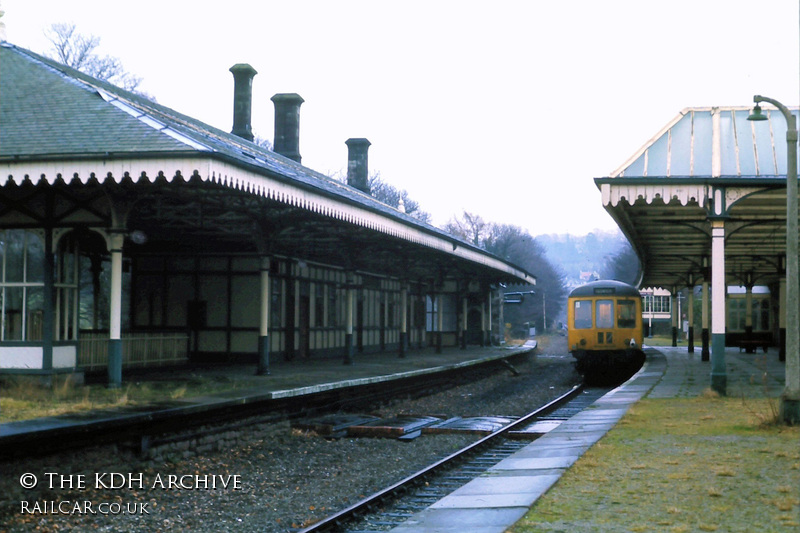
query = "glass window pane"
xmin=596 ymin=300 xmax=614 ymax=329
xmin=617 ymin=299 xmax=637 ymax=329
xmin=669 ymin=114 xmax=693 ymax=176
xmin=573 ymin=300 xmax=592 ymax=329
xmin=692 ymin=111 xmax=713 ymax=175
xmin=5 ymin=231 xmax=25 ymax=282
xmin=734 ymin=110 xmax=757 ymax=175
xmin=646 ymin=133 xmax=669 ymax=177
xmin=27 ymin=286 xmax=44 ymax=340
xmin=4 ymin=287 xmax=24 ymax=340
xmin=26 ymin=233 xmax=44 ymax=283
xmin=719 ymin=109 xmax=738 ymax=176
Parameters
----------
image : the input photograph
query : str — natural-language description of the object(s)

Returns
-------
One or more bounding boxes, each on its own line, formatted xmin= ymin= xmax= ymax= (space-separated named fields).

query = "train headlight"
xmin=579 ymin=339 xmax=587 ymax=346
xmin=629 ymin=339 xmax=637 ymax=347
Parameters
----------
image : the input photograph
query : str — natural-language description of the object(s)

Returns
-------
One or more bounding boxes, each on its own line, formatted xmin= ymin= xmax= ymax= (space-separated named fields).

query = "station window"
xmin=0 ymin=230 xmax=45 ymax=341
xmin=617 ymin=299 xmax=637 ymax=329
xmin=55 ymin=232 xmax=80 ymax=341
xmin=426 ymin=295 xmax=437 ymax=331
xmin=595 ymin=299 xmax=614 ymax=329
xmin=573 ymin=300 xmax=592 ymax=329
xmin=728 ymin=297 xmax=771 ymax=332
xmin=643 ymin=294 xmax=671 ymax=314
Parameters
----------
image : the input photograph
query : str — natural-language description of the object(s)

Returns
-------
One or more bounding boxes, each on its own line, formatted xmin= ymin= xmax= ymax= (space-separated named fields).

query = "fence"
xmin=78 ymin=332 xmax=190 ymax=371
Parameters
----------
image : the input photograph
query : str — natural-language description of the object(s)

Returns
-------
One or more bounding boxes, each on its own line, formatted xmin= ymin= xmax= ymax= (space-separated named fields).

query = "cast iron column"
xmin=710 ymin=220 xmax=727 ymax=395
xmin=257 ymin=257 xmax=271 ymax=375
xmin=107 ymin=232 xmax=124 ymax=388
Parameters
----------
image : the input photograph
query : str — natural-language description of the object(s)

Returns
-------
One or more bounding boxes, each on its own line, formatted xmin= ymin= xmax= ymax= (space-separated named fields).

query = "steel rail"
xmin=296 ymin=383 xmax=585 ymax=533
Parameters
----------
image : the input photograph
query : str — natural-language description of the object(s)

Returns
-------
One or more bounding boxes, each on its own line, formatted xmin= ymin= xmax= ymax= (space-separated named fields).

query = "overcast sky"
xmin=2 ymin=0 xmax=798 ymax=236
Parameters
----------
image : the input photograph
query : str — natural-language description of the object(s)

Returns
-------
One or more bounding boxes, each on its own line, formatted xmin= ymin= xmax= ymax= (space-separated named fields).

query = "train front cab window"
xmin=595 ymin=300 xmax=614 ymax=329
xmin=573 ymin=300 xmax=592 ymax=329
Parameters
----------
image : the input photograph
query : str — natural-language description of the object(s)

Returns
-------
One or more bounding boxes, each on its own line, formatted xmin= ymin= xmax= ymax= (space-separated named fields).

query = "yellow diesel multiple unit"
xmin=567 ymin=280 xmax=645 ymax=379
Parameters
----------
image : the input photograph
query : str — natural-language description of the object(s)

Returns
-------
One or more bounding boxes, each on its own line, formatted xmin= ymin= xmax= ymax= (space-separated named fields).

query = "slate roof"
xmin=0 ymin=41 xmax=534 ymax=284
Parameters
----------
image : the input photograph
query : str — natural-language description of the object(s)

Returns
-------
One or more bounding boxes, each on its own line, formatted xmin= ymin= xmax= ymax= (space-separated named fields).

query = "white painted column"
xmin=779 ymin=275 xmax=787 ymax=362
xmin=461 ymin=295 xmax=468 ymax=349
xmin=487 ymin=290 xmax=493 ymax=346
xmin=702 ymin=279 xmax=710 ymax=361
xmin=257 ymin=257 xmax=270 ymax=375
xmin=671 ymin=287 xmax=678 ymax=347
xmin=745 ymin=274 xmax=754 ymax=343
xmin=710 ymin=220 xmax=727 ymax=394
xmin=687 ymin=282 xmax=695 ymax=353
xmin=435 ymin=294 xmax=443 ymax=353
xmin=399 ymin=284 xmax=408 ymax=357
xmin=345 ymin=273 xmax=355 ymax=364
xmin=107 ymin=232 xmax=125 ymax=388
xmin=480 ymin=299 xmax=487 ymax=347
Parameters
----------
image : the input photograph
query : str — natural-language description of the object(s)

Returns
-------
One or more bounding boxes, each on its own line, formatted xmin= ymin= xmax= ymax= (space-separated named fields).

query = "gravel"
xmin=1 ymin=337 xmax=579 ymax=532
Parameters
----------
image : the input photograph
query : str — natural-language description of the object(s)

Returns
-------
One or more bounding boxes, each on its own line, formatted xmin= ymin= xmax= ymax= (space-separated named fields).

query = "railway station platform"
xmin=389 ymin=344 xmax=788 ymax=533
xmin=0 ymin=342 xmax=537 ymax=454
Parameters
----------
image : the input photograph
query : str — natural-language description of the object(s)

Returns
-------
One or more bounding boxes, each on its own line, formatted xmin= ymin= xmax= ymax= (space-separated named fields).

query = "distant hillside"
xmin=536 ymin=230 xmax=630 ymax=289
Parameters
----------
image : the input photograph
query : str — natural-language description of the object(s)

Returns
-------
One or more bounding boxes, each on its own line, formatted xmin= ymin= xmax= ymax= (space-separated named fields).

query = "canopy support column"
xmin=671 ymin=287 xmax=679 ymax=347
xmin=107 ymin=232 xmax=125 ymax=389
xmin=687 ymin=278 xmax=695 ymax=354
xmin=399 ymin=283 xmax=408 ymax=358
xmin=257 ymin=257 xmax=271 ymax=375
xmin=344 ymin=272 xmax=355 ymax=365
xmin=461 ymin=295 xmax=467 ymax=350
xmin=435 ymin=293 xmax=443 ymax=354
xmin=710 ymin=220 xmax=727 ymax=395
xmin=779 ymin=272 xmax=786 ymax=362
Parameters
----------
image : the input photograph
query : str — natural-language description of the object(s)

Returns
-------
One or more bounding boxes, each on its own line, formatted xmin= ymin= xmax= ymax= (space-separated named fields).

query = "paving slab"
xmin=390 ymin=507 xmax=530 ymax=533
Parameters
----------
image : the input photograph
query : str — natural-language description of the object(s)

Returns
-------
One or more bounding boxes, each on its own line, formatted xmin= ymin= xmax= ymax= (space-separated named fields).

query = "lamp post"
xmin=748 ymin=96 xmax=799 ymax=423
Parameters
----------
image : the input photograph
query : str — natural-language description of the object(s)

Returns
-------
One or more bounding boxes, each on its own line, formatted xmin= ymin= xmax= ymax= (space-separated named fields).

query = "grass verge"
xmin=510 ymin=396 xmax=800 ymax=533
xmin=0 ymin=374 xmax=247 ymax=423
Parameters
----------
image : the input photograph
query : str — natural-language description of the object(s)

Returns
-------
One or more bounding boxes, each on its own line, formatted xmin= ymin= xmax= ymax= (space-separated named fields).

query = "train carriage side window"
xmin=595 ymin=299 xmax=614 ymax=329
xmin=617 ymin=299 xmax=637 ymax=329
xmin=573 ymin=300 xmax=592 ymax=329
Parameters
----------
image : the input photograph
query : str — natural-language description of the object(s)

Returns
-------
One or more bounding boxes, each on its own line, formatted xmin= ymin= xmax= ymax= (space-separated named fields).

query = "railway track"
xmin=296 ymin=384 xmax=612 ymax=533
xmin=0 ymin=353 xmax=529 ymax=459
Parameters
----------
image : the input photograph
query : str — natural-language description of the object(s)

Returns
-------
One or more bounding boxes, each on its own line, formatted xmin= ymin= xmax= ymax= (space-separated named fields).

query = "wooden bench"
xmin=737 ymin=338 xmax=769 ymax=353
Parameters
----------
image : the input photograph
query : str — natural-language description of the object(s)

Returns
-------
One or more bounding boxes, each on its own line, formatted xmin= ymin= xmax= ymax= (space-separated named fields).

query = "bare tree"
xmin=443 ymin=211 xmax=488 ymax=246
xmin=483 ymin=223 xmax=567 ymax=333
xmin=330 ymin=170 xmax=431 ymax=223
xmin=600 ymin=240 xmax=641 ymax=285
xmin=44 ymin=23 xmax=151 ymax=99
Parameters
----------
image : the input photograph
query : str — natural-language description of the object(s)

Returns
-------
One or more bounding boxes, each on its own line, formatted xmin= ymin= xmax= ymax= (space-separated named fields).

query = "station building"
xmin=597 ymin=106 xmax=798 ymax=394
xmin=0 ymin=42 xmax=534 ymax=386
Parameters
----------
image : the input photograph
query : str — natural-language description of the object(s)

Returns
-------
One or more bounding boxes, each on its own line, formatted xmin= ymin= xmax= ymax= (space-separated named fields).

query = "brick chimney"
xmin=346 ymin=138 xmax=371 ymax=194
xmin=271 ymin=93 xmax=304 ymax=163
xmin=229 ymin=64 xmax=257 ymax=141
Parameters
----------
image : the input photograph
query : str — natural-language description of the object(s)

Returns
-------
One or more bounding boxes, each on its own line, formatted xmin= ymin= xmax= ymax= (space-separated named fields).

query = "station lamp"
xmin=748 ymin=95 xmax=799 ymax=424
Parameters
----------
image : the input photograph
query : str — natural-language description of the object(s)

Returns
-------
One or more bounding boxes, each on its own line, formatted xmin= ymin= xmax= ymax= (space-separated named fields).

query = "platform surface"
xmin=389 ymin=345 xmax=788 ymax=533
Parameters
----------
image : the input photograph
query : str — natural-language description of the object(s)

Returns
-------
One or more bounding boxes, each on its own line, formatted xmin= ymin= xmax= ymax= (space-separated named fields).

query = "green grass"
xmin=510 ymin=396 xmax=800 ymax=533
xmin=643 ymin=335 xmax=683 ymax=347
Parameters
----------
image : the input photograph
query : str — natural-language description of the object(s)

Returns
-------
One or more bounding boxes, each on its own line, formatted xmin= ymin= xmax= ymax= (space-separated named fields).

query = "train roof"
xmin=568 ymin=280 xmax=641 ymax=298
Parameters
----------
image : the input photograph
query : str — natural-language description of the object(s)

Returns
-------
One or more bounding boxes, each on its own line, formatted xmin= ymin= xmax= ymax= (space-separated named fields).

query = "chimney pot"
xmin=229 ymin=64 xmax=258 ymax=141
xmin=271 ymin=93 xmax=304 ymax=163
xmin=346 ymin=138 xmax=371 ymax=194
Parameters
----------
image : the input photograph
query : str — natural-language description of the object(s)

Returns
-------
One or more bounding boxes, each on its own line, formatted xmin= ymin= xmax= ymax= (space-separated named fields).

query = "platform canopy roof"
xmin=0 ymin=42 xmax=534 ymax=286
xmin=596 ymin=106 xmax=799 ymax=289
